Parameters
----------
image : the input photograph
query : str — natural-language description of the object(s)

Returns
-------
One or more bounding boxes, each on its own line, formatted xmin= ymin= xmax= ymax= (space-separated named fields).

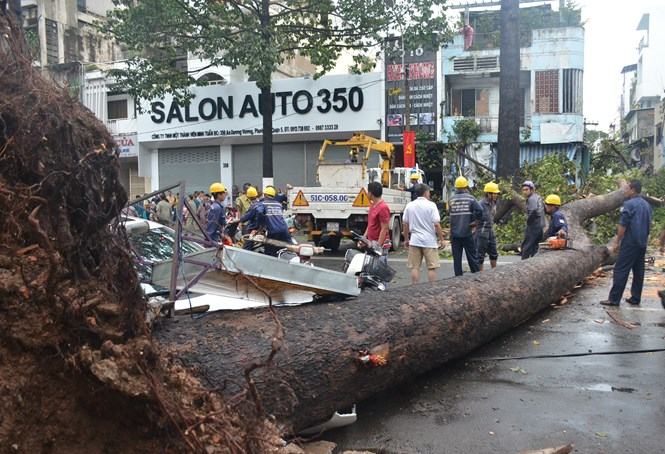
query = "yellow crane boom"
xmin=318 ymin=133 xmax=395 ymax=188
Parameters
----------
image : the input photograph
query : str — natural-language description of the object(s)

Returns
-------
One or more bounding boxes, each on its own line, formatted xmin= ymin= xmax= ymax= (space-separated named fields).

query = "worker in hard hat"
xmin=521 ymin=180 xmax=546 ymax=260
xmin=239 ymin=186 xmax=261 ymax=250
xmin=448 ymin=176 xmax=482 ymax=276
xmin=405 ymin=172 xmax=421 ymax=201
xmin=206 ymin=182 xmax=230 ymax=244
xmin=475 ymin=182 xmax=501 ymax=271
xmin=235 ymin=182 xmax=254 ymax=218
xmin=544 ymin=194 xmax=568 ymax=239
xmin=255 ymin=185 xmax=292 ymax=256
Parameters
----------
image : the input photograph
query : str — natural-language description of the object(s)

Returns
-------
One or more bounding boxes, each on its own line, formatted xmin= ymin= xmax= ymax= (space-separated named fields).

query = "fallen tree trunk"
xmin=155 ymin=188 xmax=626 ymax=433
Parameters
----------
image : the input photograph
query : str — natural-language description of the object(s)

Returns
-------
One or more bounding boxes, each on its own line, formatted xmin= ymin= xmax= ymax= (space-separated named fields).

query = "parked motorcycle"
xmin=270 ymin=231 xmax=394 ymax=291
xmin=343 ymin=231 xmax=395 ymax=291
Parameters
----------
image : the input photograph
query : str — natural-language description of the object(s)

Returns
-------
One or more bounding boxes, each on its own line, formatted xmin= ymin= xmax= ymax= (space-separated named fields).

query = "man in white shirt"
xmin=402 ymin=184 xmax=445 ymax=284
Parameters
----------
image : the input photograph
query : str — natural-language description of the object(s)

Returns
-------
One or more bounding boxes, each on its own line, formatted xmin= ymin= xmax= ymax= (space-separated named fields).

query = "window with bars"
xmin=562 ymin=69 xmax=583 ymax=114
xmin=535 ymin=70 xmax=559 ymax=114
xmin=45 ymin=19 xmax=59 ymax=65
xmin=108 ymin=100 xmax=128 ymax=120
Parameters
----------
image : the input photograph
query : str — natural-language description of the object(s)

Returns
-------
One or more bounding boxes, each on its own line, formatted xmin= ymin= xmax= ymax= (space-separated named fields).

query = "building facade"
xmin=135 ymin=72 xmax=383 ymax=195
xmin=21 ymin=0 xmax=124 ymax=90
xmin=82 ymin=68 xmax=383 ymax=198
xmin=439 ymin=5 xmax=586 ymax=176
xmin=619 ymin=10 xmax=665 ymax=171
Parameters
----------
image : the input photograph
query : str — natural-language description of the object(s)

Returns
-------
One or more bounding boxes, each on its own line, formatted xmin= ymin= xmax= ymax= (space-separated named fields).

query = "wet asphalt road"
xmin=310 ymin=239 xmax=522 ymax=287
xmin=311 ymin=243 xmax=665 ymax=454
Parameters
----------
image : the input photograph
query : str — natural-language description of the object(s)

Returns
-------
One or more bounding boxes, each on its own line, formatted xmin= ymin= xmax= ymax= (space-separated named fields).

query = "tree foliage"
xmin=102 ymin=0 xmax=453 ymax=98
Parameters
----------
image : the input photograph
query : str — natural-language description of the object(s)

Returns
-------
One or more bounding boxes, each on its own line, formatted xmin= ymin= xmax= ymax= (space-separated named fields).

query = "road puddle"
xmin=583 ymin=383 xmax=637 ymax=393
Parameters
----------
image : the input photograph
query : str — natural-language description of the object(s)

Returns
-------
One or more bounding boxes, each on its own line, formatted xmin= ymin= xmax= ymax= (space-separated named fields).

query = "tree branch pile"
xmin=156 ymin=189 xmax=627 ymax=433
xmin=0 ymin=13 xmax=280 ymax=453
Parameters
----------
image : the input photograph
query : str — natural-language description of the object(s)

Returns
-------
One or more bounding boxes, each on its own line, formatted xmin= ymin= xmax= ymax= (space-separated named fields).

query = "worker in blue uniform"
xmin=256 ymin=186 xmax=293 ymax=256
xmin=206 ymin=182 xmax=230 ymax=244
xmin=544 ymin=194 xmax=568 ymax=238
xmin=449 ymin=176 xmax=483 ymax=276
xmin=601 ymin=180 xmax=653 ymax=307
xmin=521 ymin=180 xmax=546 ymax=259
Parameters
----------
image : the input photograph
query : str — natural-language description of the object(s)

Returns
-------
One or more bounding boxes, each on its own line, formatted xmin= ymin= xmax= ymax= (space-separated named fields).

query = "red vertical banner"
xmin=403 ymin=130 xmax=416 ymax=168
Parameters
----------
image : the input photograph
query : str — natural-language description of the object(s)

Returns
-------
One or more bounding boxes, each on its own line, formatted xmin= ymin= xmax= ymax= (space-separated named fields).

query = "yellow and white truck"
xmin=288 ymin=134 xmax=422 ymax=251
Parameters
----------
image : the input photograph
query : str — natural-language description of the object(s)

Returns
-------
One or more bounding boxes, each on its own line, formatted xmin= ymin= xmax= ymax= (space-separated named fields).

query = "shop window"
xmin=562 ymin=69 xmax=583 ymax=114
xmin=535 ymin=70 xmax=558 ymax=113
xmin=108 ymin=99 xmax=128 ymax=120
xmin=451 ymin=88 xmax=490 ymax=117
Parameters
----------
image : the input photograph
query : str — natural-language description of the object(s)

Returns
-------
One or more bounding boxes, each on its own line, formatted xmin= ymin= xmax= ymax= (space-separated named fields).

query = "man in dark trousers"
xmin=521 ymin=180 xmax=546 ymax=259
xmin=475 ymin=181 xmax=500 ymax=271
xmin=206 ymin=182 xmax=230 ymax=244
xmin=601 ymin=180 xmax=652 ymax=307
xmin=449 ymin=176 xmax=482 ymax=276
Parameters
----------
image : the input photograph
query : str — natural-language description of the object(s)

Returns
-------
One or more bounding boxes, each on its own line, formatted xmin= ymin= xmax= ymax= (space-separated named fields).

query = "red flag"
xmin=403 ymin=130 xmax=416 ymax=168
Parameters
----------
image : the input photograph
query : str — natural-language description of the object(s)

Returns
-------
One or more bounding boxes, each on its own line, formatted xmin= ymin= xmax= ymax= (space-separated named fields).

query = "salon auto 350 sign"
xmin=138 ymin=73 xmax=382 ymax=142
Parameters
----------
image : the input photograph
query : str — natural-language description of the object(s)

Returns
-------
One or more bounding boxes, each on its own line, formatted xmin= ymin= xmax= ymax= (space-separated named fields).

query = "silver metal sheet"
xmin=151 ymin=246 xmax=360 ymax=303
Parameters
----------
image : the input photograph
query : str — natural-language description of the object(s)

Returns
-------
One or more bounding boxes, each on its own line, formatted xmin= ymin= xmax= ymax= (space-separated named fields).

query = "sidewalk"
xmin=326 ymin=260 xmax=665 ymax=453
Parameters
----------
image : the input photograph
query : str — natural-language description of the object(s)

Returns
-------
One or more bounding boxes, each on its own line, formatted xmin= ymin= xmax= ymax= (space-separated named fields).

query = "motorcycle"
xmin=342 ymin=231 xmax=395 ymax=291
xmin=248 ymin=231 xmax=394 ymax=292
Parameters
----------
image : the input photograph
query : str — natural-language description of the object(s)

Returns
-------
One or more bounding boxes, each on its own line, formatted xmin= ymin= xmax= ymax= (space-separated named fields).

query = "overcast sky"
xmin=579 ymin=0 xmax=664 ymax=131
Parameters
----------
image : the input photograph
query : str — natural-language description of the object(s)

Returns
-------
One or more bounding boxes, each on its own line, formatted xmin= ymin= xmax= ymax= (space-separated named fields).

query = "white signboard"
xmin=114 ymin=133 xmax=138 ymax=157
xmin=137 ymin=73 xmax=382 ymax=142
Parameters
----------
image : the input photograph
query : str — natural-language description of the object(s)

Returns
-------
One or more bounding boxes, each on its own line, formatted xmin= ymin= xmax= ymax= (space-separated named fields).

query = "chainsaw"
xmin=539 ymin=236 xmax=573 ymax=250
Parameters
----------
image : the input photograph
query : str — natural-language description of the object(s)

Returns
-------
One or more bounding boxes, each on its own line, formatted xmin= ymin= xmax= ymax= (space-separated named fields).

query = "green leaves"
xmin=102 ymin=0 xmax=454 ymax=101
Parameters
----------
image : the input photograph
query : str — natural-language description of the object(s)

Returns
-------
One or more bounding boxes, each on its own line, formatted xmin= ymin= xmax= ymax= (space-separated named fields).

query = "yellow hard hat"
xmin=484 ymin=182 xmax=500 ymax=194
xmin=209 ymin=182 xmax=226 ymax=194
xmin=410 ymin=173 xmax=420 ymax=180
xmin=263 ymin=186 xmax=276 ymax=197
xmin=545 ymin=194 xmax=561 ymax=206
xmin=246 ymin=186 xmax=258 ymax=198
xmin=454 ymin=176 xmax=468 ymax=189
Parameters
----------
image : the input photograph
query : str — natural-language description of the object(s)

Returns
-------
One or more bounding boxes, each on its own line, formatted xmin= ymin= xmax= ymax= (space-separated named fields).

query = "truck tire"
xmin=390 ymin=218 xmax=401 ymax=251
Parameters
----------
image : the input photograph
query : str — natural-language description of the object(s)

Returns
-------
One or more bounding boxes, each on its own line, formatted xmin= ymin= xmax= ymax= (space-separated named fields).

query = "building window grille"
xmin=535 ymin=70 xmax=559 ymax=113
xmin=108 ymin=100 xmax=128 ymax=120
xmin=45 ymin=19 xmax=59 ymax=65
xmin=562 ymin=69 xmax=583 ymax=114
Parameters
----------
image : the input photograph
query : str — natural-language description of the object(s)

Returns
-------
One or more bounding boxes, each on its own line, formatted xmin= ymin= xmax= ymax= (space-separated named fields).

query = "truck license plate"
xmin=326 ymin=222 xmax=339 ymax=232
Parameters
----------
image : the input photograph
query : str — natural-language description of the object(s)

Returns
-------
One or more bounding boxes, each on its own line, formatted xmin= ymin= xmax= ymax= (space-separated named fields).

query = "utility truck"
xmin=288 ymin=134 xmax=422 ymax=251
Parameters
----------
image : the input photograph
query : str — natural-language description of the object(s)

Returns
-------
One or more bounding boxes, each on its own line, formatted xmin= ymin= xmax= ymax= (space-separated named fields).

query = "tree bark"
xmin=155 ymin=189 xmax=626 ymax=433
xmin=261 ymin=85 xmax=274 ymax=179
xmin=260 ymin=0 xmax=273 ymax=180
xmin=497 ymin=0 xmax=521 ymax=178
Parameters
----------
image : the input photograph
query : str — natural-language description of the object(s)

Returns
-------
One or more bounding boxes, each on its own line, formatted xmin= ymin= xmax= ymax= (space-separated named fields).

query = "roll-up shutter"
xmin=158 ymin=147 xmax=220 ymax=194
